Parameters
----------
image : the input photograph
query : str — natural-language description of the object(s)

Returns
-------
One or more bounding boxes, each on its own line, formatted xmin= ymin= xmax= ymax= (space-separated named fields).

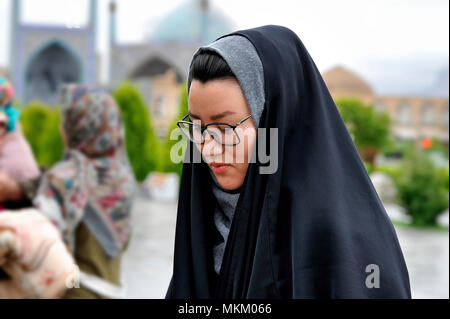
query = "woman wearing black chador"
xmin=166 ymin=25 xmax=411 ymax=299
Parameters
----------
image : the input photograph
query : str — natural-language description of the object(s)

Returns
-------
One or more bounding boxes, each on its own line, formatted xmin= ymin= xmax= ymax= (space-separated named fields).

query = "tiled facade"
xmin=9 ymin=0 xmax=98 ymax=105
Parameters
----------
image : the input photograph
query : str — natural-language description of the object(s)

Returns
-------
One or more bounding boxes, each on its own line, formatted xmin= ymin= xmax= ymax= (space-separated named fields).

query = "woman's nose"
xmin=202 ymin=133 xmax=223 ymax=158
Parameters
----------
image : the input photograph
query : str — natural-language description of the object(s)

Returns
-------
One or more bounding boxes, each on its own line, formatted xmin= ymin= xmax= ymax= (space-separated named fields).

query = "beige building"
xmin=149 ymin=69 xmax=183 ymax=137
xmin=323 ymin=65 xmax=449 ymax=144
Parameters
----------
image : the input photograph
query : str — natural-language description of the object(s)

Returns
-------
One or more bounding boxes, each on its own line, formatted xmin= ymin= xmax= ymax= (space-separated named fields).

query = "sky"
xmin=0 ymin=0 xmax=448 ymax=96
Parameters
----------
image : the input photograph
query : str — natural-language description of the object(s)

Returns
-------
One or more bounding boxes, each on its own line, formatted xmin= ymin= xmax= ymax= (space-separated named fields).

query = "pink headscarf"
xmin=0 ymin=125 xmax=40 ymax=181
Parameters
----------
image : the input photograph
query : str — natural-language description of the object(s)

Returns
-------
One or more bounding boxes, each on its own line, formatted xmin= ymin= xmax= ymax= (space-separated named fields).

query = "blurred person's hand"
xmin=0 ymin=172 xmax=23 ymax=203
xmin=0 ymin=209 xmax=78 ymax=299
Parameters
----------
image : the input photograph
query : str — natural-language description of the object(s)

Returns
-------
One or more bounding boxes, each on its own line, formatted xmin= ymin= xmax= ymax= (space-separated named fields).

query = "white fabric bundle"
xmin=0 ymin=209 xmax=77 ymax=299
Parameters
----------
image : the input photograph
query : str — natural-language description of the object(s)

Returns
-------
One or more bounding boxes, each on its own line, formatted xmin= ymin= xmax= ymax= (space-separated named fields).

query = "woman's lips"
xmin=210 ymin=163 xmax=231 ymax=174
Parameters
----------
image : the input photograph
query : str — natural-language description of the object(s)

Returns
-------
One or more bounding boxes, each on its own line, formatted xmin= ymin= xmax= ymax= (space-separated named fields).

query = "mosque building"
xmin=8 ymin=0 xmax=234 ymax=137
xmin=6 ymin=0 xmax=448 ymax=142
xmin=109 ymin=0 xmax=234 ymax=137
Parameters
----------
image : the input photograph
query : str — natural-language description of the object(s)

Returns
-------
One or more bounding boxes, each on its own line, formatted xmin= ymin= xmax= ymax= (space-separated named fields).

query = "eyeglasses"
xmin=177 ymin=114 xmax=252 ymax=146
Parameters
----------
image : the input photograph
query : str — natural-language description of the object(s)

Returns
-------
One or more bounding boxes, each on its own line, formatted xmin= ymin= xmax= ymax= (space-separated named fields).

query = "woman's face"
xmin=189 ymin=78 xmax=257 ymax=190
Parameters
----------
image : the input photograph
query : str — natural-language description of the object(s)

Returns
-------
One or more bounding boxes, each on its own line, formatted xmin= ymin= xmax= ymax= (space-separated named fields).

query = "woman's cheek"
xmin=233 ymin=162 xmax=250 ymax=182
xmin=239 ymin=128 xmax=257 ymax=164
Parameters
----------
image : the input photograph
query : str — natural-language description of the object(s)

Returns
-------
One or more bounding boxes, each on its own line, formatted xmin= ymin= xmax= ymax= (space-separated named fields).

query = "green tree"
xmin=20 ymin=102 xmax=64 ymax=168
xmin=114 ymin=82 xmax=159 ymax=182
xmin=336 ymin=98 xmax=391 ymax=165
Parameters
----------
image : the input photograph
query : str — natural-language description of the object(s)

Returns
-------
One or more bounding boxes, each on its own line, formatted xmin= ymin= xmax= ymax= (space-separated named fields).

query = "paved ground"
xmin=396 ymin=226 xmax=449 ymax=299
xmin=122 ymin=196 xmax=449 ymax=299
xmin=121 ymin=198 xmax=177 ymax=299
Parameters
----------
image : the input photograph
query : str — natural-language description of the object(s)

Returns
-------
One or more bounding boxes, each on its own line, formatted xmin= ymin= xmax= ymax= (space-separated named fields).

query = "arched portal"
xmin=129 ymin=56 xmax=184 ymax=138
xmin=130 ymin=56 xmax=184 ymax=83
xmin=25 ymin=41 xmax=82 ymax=104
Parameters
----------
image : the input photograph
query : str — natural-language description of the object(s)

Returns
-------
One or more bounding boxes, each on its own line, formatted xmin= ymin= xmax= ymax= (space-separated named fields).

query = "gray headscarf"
xmin=188 ymin=35 xmax=265 ymax=274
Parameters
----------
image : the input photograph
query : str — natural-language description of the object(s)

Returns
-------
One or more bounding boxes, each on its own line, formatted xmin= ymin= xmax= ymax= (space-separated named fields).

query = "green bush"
xmin=375 ymin=165 xmax=404 ymax=183
xmin=114 ymin=82 xmax=159 ymax=182
xmin=395 ymin=150 xmax=449 ymax=226
xmin=157 ymin=84 xmax=188 ymax=176
xmin=20 ymin=102 xmax=64 ymax=168
xmin=424 ymin=138 xmax=449 ymax=158
xmin=437 ymin=167 xmax=449 ymax=193
xmin=381 ymin=139 xmax=415 ymax=159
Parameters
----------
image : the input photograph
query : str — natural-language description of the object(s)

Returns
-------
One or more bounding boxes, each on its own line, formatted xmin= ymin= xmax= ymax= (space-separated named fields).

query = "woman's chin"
xmin=215 ymin=174 xmax=243 ymax=192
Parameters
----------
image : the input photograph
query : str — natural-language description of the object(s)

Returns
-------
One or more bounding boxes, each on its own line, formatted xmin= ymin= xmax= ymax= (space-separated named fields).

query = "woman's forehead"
xmin=188 ymin=79 xmax=249 ymax=120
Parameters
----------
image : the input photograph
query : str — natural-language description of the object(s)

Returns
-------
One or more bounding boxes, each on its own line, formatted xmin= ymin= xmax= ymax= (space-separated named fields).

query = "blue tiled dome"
xmin=150 ymin=0 xmax=234 ymax=44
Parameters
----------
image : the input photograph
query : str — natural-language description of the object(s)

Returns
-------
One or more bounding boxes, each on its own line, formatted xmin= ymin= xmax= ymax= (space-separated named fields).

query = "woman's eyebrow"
xmin=188 ymin=111 xmax=236 ymax=121
xmin=188 ymin=112 xmax=201 ymax=119
xmin=210 ymin=111 xmax=236 ymax=121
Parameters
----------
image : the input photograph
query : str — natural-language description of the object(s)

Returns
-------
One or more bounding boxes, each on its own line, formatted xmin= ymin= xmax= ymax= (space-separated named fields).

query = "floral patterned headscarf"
xmin=34 ymin=85 xmax=136 ymax=258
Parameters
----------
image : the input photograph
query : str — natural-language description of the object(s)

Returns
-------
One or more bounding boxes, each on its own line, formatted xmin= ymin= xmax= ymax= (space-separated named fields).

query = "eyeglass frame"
xmin=177 ymin=114 xmax=253 ymax=146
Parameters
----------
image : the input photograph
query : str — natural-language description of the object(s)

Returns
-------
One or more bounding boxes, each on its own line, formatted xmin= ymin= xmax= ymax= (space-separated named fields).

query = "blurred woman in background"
xmin=0 ymin=86 xmax=136 ymax=298
xmin=0 ymin=111 xmax=40 ymax=183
